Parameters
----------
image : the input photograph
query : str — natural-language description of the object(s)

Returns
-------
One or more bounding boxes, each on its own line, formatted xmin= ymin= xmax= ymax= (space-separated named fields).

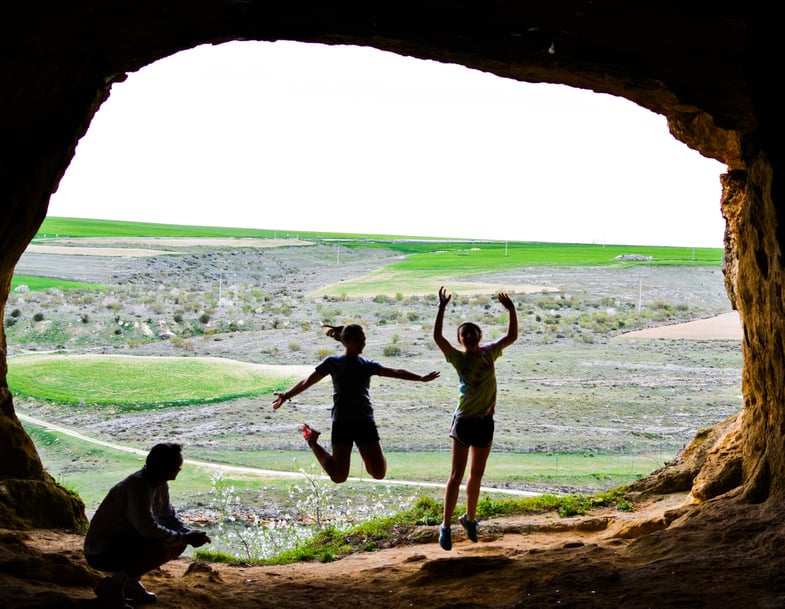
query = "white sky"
xmin=49 ymin=40 xmax=727 ymax=247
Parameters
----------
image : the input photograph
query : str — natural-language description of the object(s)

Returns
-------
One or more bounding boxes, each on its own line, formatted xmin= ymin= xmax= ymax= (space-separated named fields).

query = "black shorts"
xmin=331 ymin=419 xmax=380 ymax=446
xmin=450 ymin=414 xmax=494 ymax=448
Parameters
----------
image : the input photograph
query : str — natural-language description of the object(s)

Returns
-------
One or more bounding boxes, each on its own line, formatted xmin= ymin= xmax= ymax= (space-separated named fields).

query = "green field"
xmin=10 ymin=275 xmax=103 ymax=292
xmin=8 ymin=353 xmax=297 ymax=407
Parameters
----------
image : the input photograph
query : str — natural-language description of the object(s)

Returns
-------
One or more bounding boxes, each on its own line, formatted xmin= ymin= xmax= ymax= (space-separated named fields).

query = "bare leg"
xmin=464 ymin=444 xmax=492 ymax=521
xmin=357 ymin=441 xmax=387 ymax=479
xmin=307 ymin=438 xmax=352 ymax=483
xmin=442 ymin=439 xmax=469 ymax=527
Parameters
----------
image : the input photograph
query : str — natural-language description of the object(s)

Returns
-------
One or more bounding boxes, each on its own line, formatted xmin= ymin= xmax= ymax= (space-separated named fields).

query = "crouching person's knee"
xmin=165 ymin=539 xmax=188 ymax=560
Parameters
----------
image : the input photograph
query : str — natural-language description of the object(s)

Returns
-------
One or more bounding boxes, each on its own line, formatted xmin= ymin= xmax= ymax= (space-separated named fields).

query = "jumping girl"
xmin=433 ymin=287 xmax=518 ymax=550
xmin=272 ymin=323 xmax=440 ymax=483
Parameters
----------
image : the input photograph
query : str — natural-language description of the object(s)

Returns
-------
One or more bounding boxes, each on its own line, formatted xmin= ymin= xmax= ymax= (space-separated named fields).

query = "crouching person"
xmin=84 ymin=442 xmax=211 ymax=609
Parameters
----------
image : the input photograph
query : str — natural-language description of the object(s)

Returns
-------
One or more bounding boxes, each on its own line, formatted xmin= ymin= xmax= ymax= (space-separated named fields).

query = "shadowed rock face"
xmin=0 ymin=0 xmax=780 ymax=549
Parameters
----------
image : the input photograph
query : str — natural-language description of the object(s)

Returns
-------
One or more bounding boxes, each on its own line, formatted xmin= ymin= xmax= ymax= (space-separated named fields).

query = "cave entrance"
xmin=13 ymin=41 xmax=739 ymax=526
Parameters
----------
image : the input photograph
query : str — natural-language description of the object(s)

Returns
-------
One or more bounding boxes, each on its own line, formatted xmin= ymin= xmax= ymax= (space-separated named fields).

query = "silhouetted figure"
xmin=433 ymin=287 xmax=518 ymax=550
xmin=84 ymin=442 xmax=211 ymax=609
xmin=273 ymin=323 xmax=440 ymax=482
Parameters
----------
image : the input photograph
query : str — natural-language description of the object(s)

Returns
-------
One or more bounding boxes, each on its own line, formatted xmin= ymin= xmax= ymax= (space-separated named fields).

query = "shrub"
xmin=199 ymin=313 xmax=211 ymax=324
xmin=33 ymin=312 xmax=45 ymax=322
xmin=383 ymin=344 xmax=402 ymax=357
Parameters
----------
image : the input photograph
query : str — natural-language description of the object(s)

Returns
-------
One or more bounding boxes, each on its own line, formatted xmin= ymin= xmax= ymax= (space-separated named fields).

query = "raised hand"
xmin=497 ymin=292 xmax=514 ymax=310
xmin=438 ymin=286 xmax=452 ymax=307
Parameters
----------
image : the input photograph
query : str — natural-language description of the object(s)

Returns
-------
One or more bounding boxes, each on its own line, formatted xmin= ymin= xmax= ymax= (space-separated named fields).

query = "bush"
xmin=383 ymin=344 xmax=402 ymax=357
xmin=33 ymin=312 xmax=45 ymax=322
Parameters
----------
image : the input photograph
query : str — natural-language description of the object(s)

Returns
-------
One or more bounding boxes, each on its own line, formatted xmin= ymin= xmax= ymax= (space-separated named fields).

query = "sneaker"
xmin=459 ymin=514 xmax=479 ymax=542
xmin=125 ymin=579 xmax=158 ymax=604
xmin=300 ymin=423 xmax=321 ymax=443
xmin=95 ymin=577 xmax=133 ymax=609
xmin=438 ymin=525 xmax=452 ymax=551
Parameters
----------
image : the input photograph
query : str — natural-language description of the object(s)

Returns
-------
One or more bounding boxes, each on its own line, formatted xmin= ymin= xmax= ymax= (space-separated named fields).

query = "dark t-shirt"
xmin=315 ymin=355 xmax=382 ymax=422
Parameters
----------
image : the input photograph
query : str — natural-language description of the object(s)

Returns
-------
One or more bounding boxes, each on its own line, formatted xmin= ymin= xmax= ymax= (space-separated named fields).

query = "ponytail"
xmin=322 ymin=324 xmax=344 ymax=342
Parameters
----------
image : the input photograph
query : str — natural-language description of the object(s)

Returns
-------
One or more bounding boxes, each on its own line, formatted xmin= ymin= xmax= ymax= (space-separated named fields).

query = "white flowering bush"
xmin=204 ymin=467 xmax=416 ymax=563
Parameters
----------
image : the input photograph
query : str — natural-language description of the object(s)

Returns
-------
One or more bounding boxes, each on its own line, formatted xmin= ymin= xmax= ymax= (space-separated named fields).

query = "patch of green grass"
xmin=10 ymin=275 xmax=104 ymax=292
xmin=395 ymin=242 xmax=721 ymax=268
xmin=8 ymin=353 xmax=297 ymax=407
xmin=311 ymin=245 xmax=722 ymax=297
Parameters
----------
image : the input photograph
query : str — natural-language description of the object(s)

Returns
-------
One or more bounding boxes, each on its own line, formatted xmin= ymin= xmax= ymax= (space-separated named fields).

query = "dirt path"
xmin=17 ymin=411 xmax=536 ymax=497
xmin=618 ymin=310 xmax=742 ymax=340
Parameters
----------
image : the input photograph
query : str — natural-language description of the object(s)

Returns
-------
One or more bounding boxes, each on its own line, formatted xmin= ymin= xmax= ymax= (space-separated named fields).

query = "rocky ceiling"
xmin=1 ymin=0 xmax=783 ymax=573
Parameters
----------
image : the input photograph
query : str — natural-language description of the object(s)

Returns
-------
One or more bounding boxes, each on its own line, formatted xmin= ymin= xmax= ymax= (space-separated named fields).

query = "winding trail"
xmin=18 ymin=412 xmax=538 ymax=497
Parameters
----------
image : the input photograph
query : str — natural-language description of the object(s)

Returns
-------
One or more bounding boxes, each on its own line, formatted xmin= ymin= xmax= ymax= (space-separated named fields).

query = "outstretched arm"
xmin=273 ymin=370 xmax=326 ymax=410
xmin=433 ymin=286 xmax=453 ymax=356
xmin=495 ymin=291 xmax=518 ymax=349
xmin=378 ymin=367 xmax=440 ymax=382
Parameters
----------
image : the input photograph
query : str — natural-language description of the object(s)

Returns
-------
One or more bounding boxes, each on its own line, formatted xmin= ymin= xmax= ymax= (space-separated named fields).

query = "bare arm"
xmin=495 ymin=291 xmax=518 ymax=349
xmin=272 ymin=370 xmax=326 ymax=410
xmin=378 ymin=367 xmax=440 ymax=382
xmin=433 ymin=286 xmax=453 ymax=356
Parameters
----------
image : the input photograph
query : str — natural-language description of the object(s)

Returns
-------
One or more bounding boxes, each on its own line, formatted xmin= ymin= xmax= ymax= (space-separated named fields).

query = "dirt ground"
xmin=4 ymin=488 xmax=784 ymax=609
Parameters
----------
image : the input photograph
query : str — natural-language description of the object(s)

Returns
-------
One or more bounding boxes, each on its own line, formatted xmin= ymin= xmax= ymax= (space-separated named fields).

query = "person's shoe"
xmin=95 ymin=577 xmax=133 ymax=609
xmin=438 ymin=525 xmax=452 ymax=551
xmin=459 ymin=514 xmax=479 ymax=542
xmin=300 ymin=423 xmax=320 ymax=443
xmin=125 ymin=579 xmax=158 ymax=604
